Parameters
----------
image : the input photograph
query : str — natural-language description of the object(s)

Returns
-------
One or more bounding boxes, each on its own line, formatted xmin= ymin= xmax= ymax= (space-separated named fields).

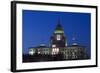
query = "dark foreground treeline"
xmin=23 ymin=54 xmax=64 ymax=62
xmin=23 ymin=54 xmax=89 ymax=63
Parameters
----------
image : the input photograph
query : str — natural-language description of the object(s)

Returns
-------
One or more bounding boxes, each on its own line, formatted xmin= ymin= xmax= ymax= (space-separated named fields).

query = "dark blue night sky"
xmin=22 ymin=10 xmax=91 ymax=57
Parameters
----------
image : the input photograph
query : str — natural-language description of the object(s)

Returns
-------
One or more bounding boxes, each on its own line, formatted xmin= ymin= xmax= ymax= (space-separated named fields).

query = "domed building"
xmin=27 ymin=20 xmax=88 ymax=62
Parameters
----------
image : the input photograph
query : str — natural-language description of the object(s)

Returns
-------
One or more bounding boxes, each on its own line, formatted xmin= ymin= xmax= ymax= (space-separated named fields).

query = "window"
xmin=57 ymin=34 xmax=61 ymax=40
xmin=52 ymin=44 xmax=56 ymax=47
